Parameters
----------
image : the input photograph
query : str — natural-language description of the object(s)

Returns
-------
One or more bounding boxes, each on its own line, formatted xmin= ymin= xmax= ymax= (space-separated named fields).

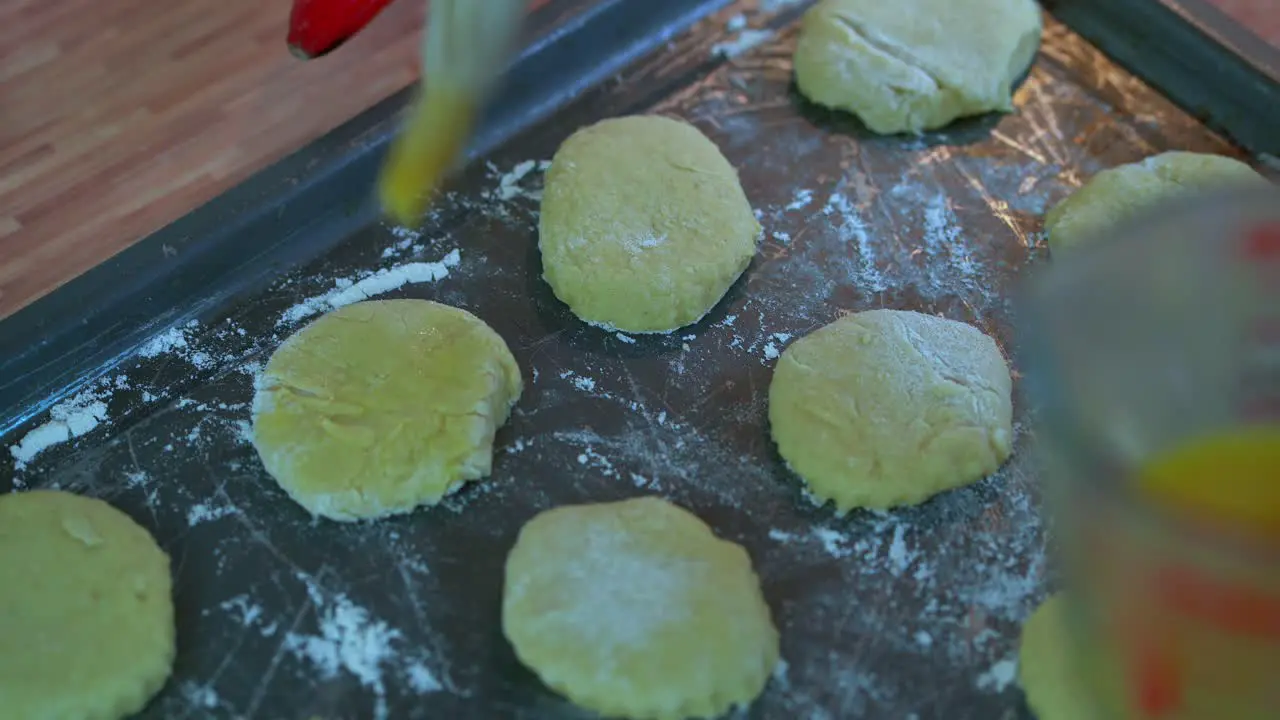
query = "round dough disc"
xmin=538 ymin=115 xmax=760 ymax=333
xmin=1045 ymin=151 xmax=1269 ymax=253
xmin=1019 ymin=593 xmax=1092 ymax=720
xmin=502 ymin=496 xmax=779 ymax=719
xmin=252 ymin=299 xmax=523 ymax=521
xmin=0 ymin=490 xmax=174 ymax=720
xmin=768 ymin=309 xmax=1013 ymax=513
xmin=793 ymin=0 xmax=1042 ymax=134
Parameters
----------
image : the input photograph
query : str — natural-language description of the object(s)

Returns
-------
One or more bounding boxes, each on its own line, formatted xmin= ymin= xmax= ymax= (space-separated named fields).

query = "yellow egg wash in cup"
xmin=1139 ymin=426 xmax=1280 ymax=543
xmin=1022 ymin=185 xmax=1280 ymax=720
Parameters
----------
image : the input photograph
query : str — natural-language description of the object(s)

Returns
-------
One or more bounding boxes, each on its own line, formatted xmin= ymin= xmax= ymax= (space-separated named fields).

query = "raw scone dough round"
xmin=502 ymin=496 xmax=779 ymax=719
xmin=1019 ymin=593 xmax=1090 ymax=720
xmin=0 ymin=490 xmax=175 ymax=720
xmin=252 ymin=299 xmax=522 ymax=521
xmin=538 ymin=115 xmax=760 ymax=333
xmin=793 ymin=0 xmax=1042 ymax=134
xmin=769 ymin=309 xmax=1013 ymax=513
xmin=1045 ymin=151 xmax=1269 ymax=253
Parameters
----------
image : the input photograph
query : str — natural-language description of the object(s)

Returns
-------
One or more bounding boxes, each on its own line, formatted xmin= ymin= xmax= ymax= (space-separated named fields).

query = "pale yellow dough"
xmin=1045 ymin=151 xmax=1269 ymax=253
xmin=0 ymin=490 xmax=175 ymax=720
xmin=768 ymin=309 xmax=1013 ymax=513
xmin=793 ymin=0 xmax=1042 ymax=134
xmin=502 ymin=496 xmax=779 ymax=720
xmin=251 ymin=299 xmax=522 ymax=521
xmin=538 ymin=115 xmax=760 ymax=333
xmin=1018 ymin=593 xmax=1090 ymax=720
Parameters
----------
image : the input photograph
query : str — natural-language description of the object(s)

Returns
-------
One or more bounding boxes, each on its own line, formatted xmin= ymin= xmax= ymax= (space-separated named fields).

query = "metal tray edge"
xmin=1046 ymin=0 xmax=1280 ymax=156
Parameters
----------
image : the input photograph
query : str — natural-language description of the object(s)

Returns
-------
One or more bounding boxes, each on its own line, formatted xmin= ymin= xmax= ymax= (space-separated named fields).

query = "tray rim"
xmin=1046 ymin=0 xmax=1280 ymax=156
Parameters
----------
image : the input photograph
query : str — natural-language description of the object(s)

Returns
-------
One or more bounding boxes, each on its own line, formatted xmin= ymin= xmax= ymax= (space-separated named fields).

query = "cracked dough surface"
xmin=769 ymin=309 xmax=1013 ymax=513
xmin=793 ymin=0 xmax=1042 ymax=134
xmin=1045 ymin=151 xmax=1270 ymax=253
xmin=0 ymin=490 xmax=174 ymax=720
xmin=502 ymin=496 xmax=779 ymax=720
xmin=538 ymin=115 xmax=760 ymax=333
xmin=251 ymin=299 xmax=522 ymax=521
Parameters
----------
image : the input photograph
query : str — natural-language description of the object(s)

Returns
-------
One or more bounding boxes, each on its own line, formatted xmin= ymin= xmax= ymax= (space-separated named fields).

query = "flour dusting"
xmin=785 ymin=188 xmax=814 ymax=211
xmin=180 ymin=682 xmax=221 ymax=710
xmin=917 ymin=192 xmax=988 ymax=301
xmin=620 ymin=232 xmax=668 ymax=253
xmin=823 ymin=192 xmax=888 ymax=293
xmin=976 ymin=657 xmax=1019 ymax=693
xmin=559 ymin=370 xmax=602 ymax=396
xmin=220 ymin=594 xmax=265 ymax=627
xmin=278 ymin=250 xmax=461 ymax=326
xmin=9 ymin=388 xmax=110 ymax=470
xmin=488 ymin=159 xmax=552 ymax=202
xmin=511 ymin=516 xmax=695 ymax=664
xmin=712 ymin=28 xmax=774 ymax=58
xmin=137 ymin=326 xmax=191 ymax=358
xmin=285 ymin=596 xmax=399 ymax=719
xmin=187 ymin=501 xmax=237 ymax=527
xmin=406 ymin=661 xmax=443 ymax=693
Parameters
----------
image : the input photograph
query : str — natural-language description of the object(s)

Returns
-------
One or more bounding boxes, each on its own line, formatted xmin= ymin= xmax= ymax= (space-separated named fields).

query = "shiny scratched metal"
xmin=15 ymin=3 xmax=1280 ymax=720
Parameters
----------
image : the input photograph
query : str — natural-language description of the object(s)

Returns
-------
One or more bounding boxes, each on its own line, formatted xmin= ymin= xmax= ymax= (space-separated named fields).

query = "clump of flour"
xmin=278 ymin=250 xmax=461 ymax=326
xmin=284 ymin=579 xmax=446 ymax=720
xmin=8 ymin=388 xmax=110 ymax=470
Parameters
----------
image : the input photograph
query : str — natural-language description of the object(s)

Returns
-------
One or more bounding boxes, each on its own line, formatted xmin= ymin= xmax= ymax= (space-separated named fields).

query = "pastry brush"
xmin=377 ymin=0 xmax=527 ymax=226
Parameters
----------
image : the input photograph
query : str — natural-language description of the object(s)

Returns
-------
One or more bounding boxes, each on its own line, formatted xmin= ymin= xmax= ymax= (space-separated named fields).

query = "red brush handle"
xmin=287 ymin=0 xmax=398 ymax=59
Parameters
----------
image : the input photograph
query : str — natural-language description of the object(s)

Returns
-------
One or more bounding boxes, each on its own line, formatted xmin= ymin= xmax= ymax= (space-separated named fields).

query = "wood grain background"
xmin=1 ymin=0 xmax=1276 ymax=320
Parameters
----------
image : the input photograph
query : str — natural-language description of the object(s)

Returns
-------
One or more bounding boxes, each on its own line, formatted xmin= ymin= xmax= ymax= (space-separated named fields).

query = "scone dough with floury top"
xmin=538 ymin=115 xmax=760 ymax=334
xmin=769 ymin=309 xmax=1013 ymax=513
xmin=502 ymin=496 xmax=779 ymax=719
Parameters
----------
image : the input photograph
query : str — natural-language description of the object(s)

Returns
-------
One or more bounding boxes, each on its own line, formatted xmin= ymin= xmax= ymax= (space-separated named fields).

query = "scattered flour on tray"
xmin=710 ymin=0 xmax=807 ymax=60
xmin=136 ymin=318 xmax=205 ymax=360
xmin=488 ymin=159 xmax=552 ymax=202
xmin=976 ymin=656 xmax=1019 ymax=693
xmin=5 ymin=313 xmax=266 ymax=473
xmin=8 ymin=388 xmax=110 ymax=471
xmin=137 ymin=326 xmax=189 ymax=358
xmin=704 ymin=297 xmax=795 ymax=366
xmin=284 ymin=579 xmax=445 ymax=720
xmin=785 ymin=188 xmax=814 ymax=212
xmin=180 ymin=682 xmax=221 ymax=710
xmin=220 ymin=594 xmax=266 ymax=629
xmin=713 ymin=26 xmax=775 ymax=59
xmin=278 ymin=249 xmax=461 ymax=326
xmin=561 ymin=371 xmax=597 ymax=394
xmin=823 ymin=192 xmax=888 ymax=294
xmin=187 ymin=501 xmax=238 ymax=527
xmin=380 ymin=227 xmax=425 ymax=259
xmin=913 ymin=190 xmax=989 ymax=301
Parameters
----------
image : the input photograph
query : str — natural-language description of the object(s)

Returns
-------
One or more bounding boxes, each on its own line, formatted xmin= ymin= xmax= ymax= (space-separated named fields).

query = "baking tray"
xmin=2 ymin=0 xmax=1278 ymax=718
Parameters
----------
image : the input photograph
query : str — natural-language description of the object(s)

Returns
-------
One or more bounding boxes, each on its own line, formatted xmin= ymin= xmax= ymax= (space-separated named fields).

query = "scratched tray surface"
xmin=4 ymin=2 xmax=1274 ymax=718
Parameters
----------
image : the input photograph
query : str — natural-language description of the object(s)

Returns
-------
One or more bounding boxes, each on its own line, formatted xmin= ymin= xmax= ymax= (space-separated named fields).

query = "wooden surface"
xmin=1 ymin=0 xmax=1277 ymax=320
xmin=0 ymin=0 xmax=425 ymax=320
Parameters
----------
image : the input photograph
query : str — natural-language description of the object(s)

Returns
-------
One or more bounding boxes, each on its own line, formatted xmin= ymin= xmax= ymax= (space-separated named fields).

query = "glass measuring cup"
xmin=1020 ymin=183 xmax=1280 ymax=719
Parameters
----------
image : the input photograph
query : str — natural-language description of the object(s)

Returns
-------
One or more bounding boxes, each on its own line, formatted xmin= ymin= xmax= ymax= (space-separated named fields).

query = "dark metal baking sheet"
xmin=1046 ymin=0 xmax=1280 ymax=156
xmin=3 ymin=1 xmax=1278 ymax=718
